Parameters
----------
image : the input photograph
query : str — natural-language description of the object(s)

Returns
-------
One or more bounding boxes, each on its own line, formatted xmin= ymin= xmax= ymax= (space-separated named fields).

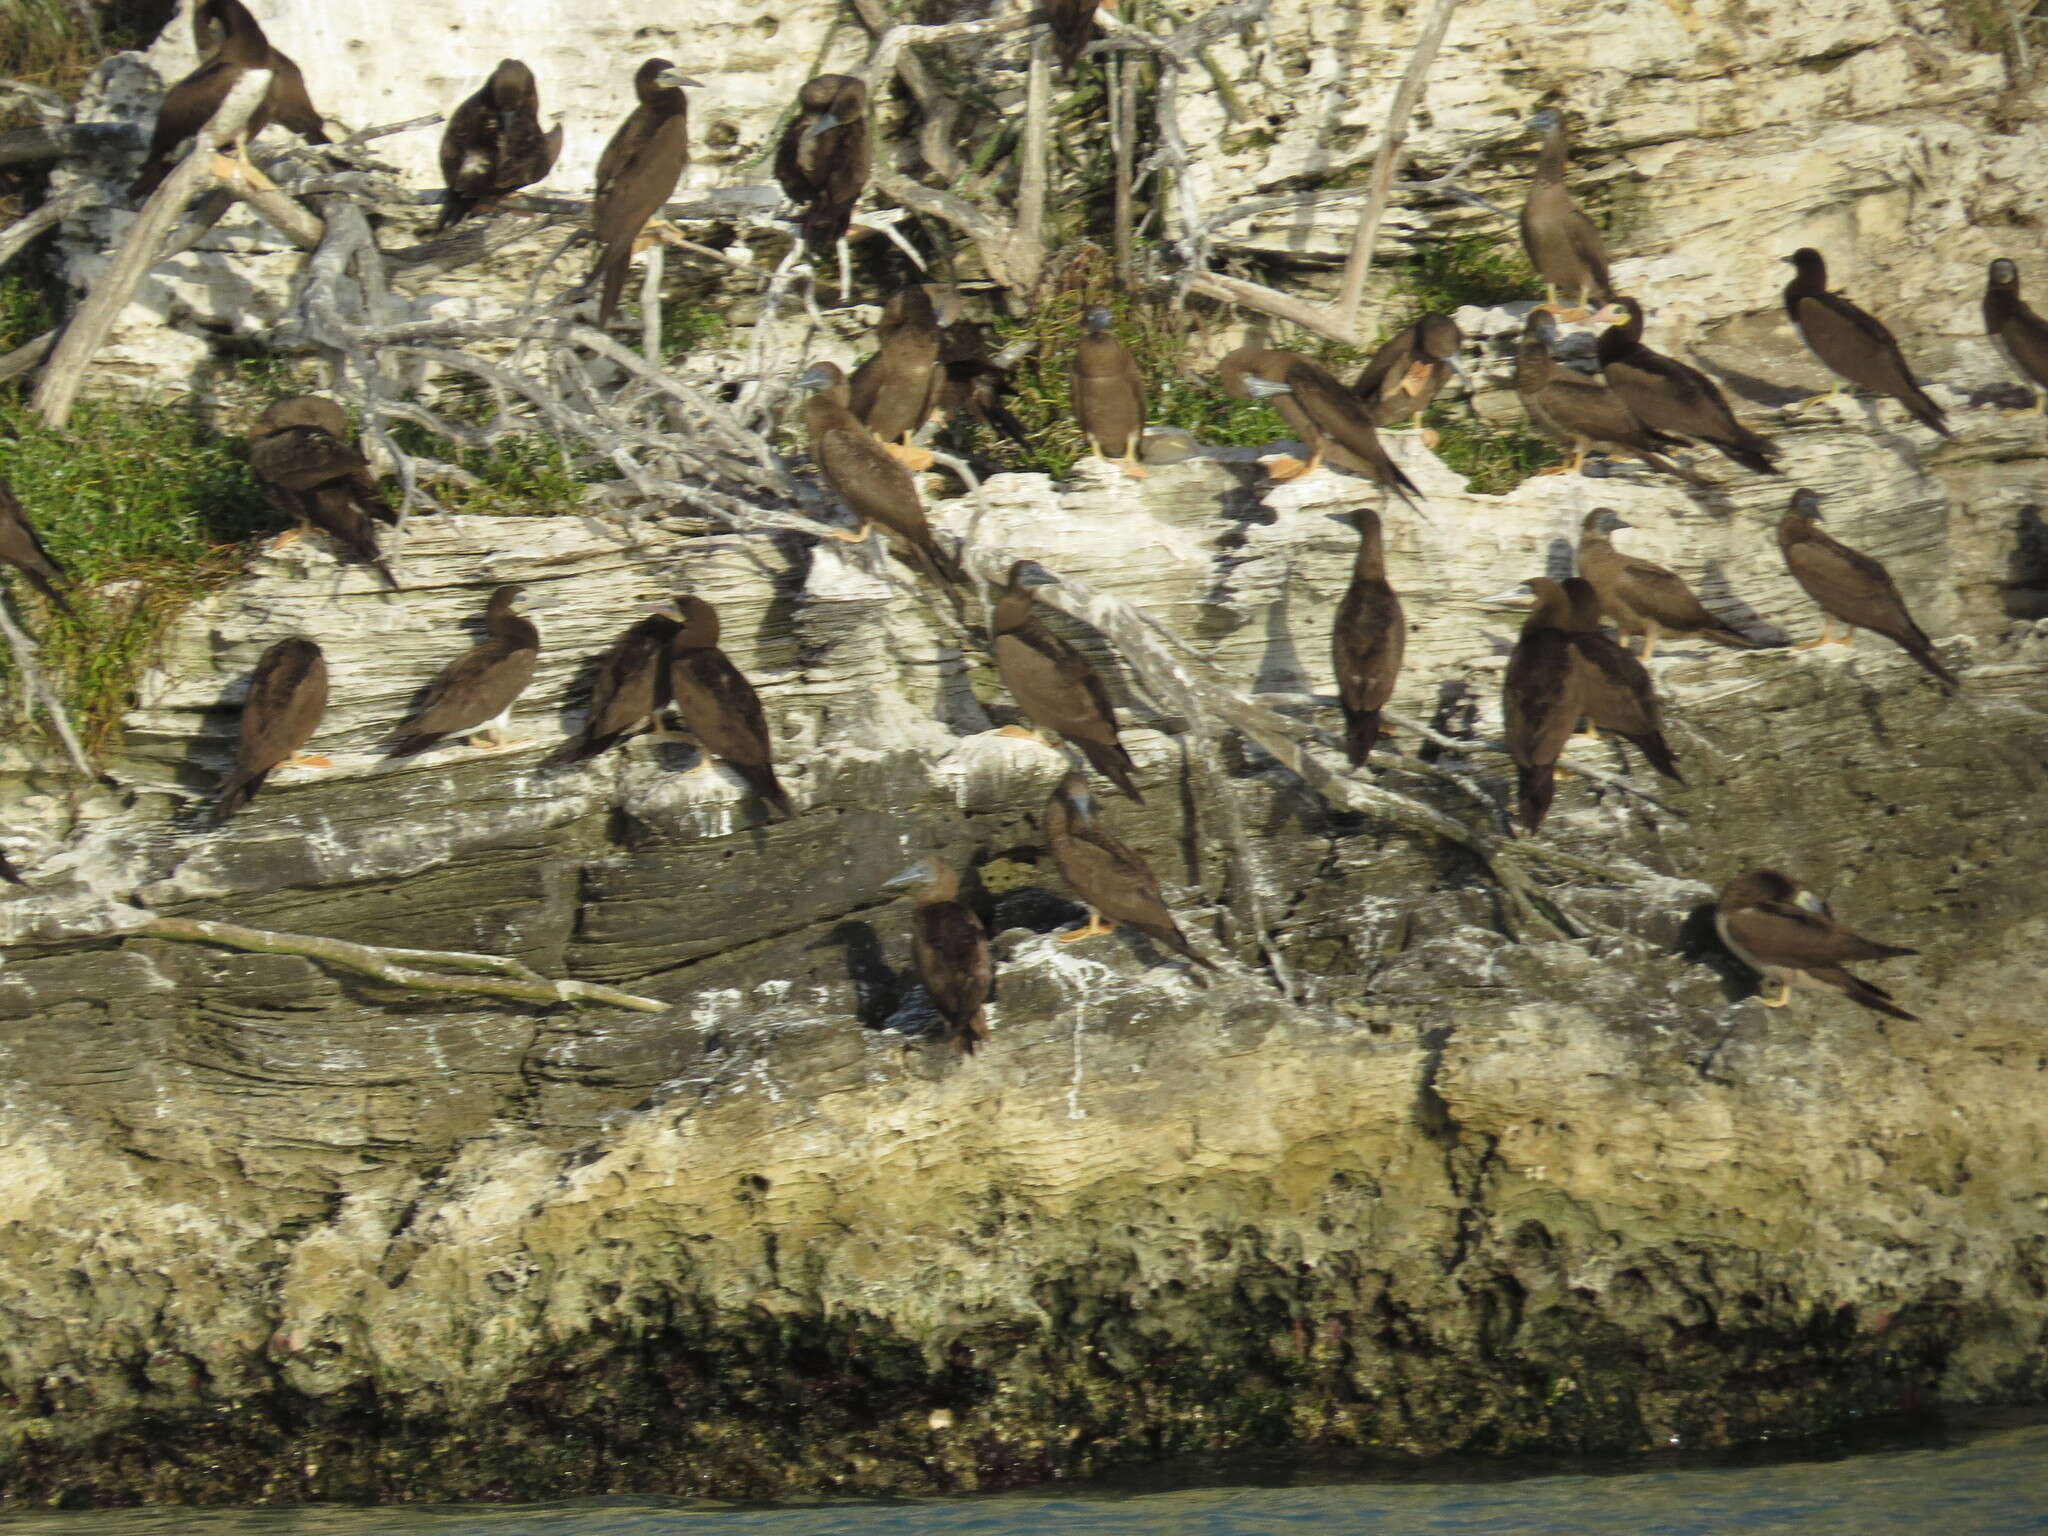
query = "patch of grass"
xmin=661 ymin=302 xmax=727 ymax=360
xmin=0 ymin=0 xmax=165 ymax=124
xmin=0 ymin=273 xmax=59 ymax=352
xmin=387 ymin=389 xmax=593 ymax=517
xmin=1421 ymin=404 xmax=1560 ymax=495
xmin=1395 ymin=234 xmax=1541 ymax=317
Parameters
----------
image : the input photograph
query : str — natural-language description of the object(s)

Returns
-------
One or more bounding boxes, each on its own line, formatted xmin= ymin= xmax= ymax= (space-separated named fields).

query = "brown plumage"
xmin=849 ymin=286 xmax=945 ymax=453
xmin=1777 ymin=489 xmax=1957 ymax=691
xmin=1071 ymin=306 xmax=1148 ymax=477
xmin=1782 ymin=248 xmax=1949 ymax=437
xmin=937 ymin=318 xmax=1030 ymax=446
xmin=131 ymin=0 xmax=328 ymax=200
xmin=1715 ymin=868 xmax=1918 ymax=1021
xmin=1353 ymin=313 xmax=1463 ymax=428
xmin=667 ymin=595 xmax=795 ymax=820
xmin=0 ymin=848 xmax=20 ymax=886
xmin=1332 ymin=508 xmax=1405 ymax=767
xmin=1515 ymin=317 xmax=1706 ymax=485
xmin=218 ymin=636 xmax=328 ymax=818
xmin=1218 ymin=347 xmax=1421 ymax=505
xmin=992 ymin=561 xmax=1144 ymax=804
xmin=387 ymin=584 xmax=541 ymax=757
xmin=1044 ymin=773 xmax=1215 ymax=970
xmin=1576 ymin=509 xmax=1759 ymax=659
xmin=1982 ymin=258 xmax=2048 ymax=411
xmin=1518 ymin=109 xmax=1611 ymax=314
xmin=551 ymin=610 xmax=682 ymax=766
xmin=0 ymin=477 xmax=72 ymax=618
xmin=1044 ymin=0 xmax=1102 ymax=69
xmin=437 ymin=58 xmax=562 ymax=233
xmin=1559 ymin=577 xmax=1682 ymax=783
xmin=592 ymin=60 xmax=699 ymax=328
xmin=1596 ymin=297 xmax=1779 ymax=476
xmin=246 ymin=396 xmax=398 ymax=587
xmin=890 ymin=857 xmax=992 ymax=1053
xmin=1502 ymin=577 xmax=1583 ymax=834
xmin=774 ymin=75 xmax=870 ymax=258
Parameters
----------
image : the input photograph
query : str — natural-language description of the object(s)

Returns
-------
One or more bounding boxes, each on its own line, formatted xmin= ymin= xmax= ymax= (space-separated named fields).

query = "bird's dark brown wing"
xmin=1283 ymin=359 xmax=1420 ymax=502
xmin=1053 ymin=814 xmax=1205 ymax=964
xmin=816 ymin=423 xmax=929 ymax=542
xmin=562 ymin=620 xmax=673 ymax=761
xmin=1504 ymin=630 xmax=1580 ymax=768
xmin=1570 ymin=634 xmax=1682 ymax=779
xmin=1044 ymin=0 xmax=1099 ymax=67
xmin=913 ymin=902 xmax=992 ymax=1047
xmin=803 ymin=120 xmax=869 ymax=253
xmin=1723 ymin=899 xmax=1912 ymax=969
xmin=773 ymin=115 xmax=814 ymax=203
xmin=0 ymin=482 xmax=72 ymax=615
xmin=670 ymin=648 xmax=775 ymax=772
xmin=1795 ymin=294 xmax=1933 ymax=403
xmin=1333 ymin=576 xmax=1404 ymax=763
xmin=997 ymin=623 xmax=1123 ymax=755
xmin=1997 ymin=306 xmax=2048 ymax=389
xmin=593 ymin=113 xmax=689 ymax=324
xmin=1783 ymin=531 xmax=1912 ymax=635
xmin=1352 ymin=329 xmax=1414 ymax=407
xmin=250 ymin=424 xmax=370 ymax=496
xmin=132 ymin=59 xmax=252 ymax=196
xmin=391 ymin=637 xmax=538 ymax=751
xmin=1612 ymin=556 xmax=1722 ymax=634
xmin=221 ymin=640 xmax=327 ymax=815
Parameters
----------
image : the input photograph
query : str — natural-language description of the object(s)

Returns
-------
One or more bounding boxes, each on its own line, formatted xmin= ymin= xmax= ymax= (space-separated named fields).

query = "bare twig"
xmin=0 ymin=593 xmax=98 ymax=780
xmin=844 ymin=0 xmax=968 ymax=184
xmin=0 ymin=185 xmax=91 ymax=271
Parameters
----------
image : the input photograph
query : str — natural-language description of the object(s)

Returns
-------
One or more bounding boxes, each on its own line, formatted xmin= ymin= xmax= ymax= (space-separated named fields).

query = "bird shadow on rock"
xmin=170 ymin=671 xmax=252 ymax=828
xmin=1416 ymin=678 xmax=1481 ymax=765
xmin=1963 ymin=381 xmax=2035 ymax=412
xmin=1697 ymin=560 xmax=1792 ymax=647
xmin=2005 ymin=505 xmax=2048 ymax=620
xmin=1687 ymin=352 xmax=1806 ymax=410
xmin=1673 ymin=900 xmax=1762 ymax=1004
xmin=809 ymin=919 xmax=905 ymax=1031
xmin=547 ymin=647 xmax=611 ymax=745
xmin=1251 ymin=581 xmax=1308 ymax=697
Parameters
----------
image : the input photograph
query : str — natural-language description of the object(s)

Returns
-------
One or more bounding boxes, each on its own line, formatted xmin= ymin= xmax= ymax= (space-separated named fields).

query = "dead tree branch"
xmin=0 ymin=122 xmax=141 ymax=169
xmin=0 ymin=593 xmax=99 ymax=780
xmin=0 ymin=185 xmax=91 ymax=272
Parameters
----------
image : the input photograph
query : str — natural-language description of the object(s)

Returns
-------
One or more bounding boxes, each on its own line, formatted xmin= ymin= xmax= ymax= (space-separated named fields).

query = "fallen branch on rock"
xmin=0 ymin=592 xmax=99 ymax=781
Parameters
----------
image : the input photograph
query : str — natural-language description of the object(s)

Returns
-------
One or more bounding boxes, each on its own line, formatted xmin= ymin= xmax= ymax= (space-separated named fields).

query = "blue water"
xmin=4 ymin=1419 xmax=2046 ymax=1534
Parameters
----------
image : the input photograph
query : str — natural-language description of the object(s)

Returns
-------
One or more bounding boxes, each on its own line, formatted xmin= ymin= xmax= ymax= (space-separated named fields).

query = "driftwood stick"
xmin=0 ymin=122 xmax=142 ymax=169
xmin=223 ymin=174 xmax=326 ymax=248
xmin=0 ymin=186 xmax=91 ymax=270
xmin=1010 ymin=33 xmax=1052 ymax=293
xmin=640 ymin=241 xmax=664 ymax=364
xmin=0 ymin=593 xmax=98 ymax=780
xmin=845 ymin=0 xmax=966 ymax=184
xmin=0 ymin=328 xmax=56 ymax=385
xmin=1185 ymin=269 xmax=1356 ymax=338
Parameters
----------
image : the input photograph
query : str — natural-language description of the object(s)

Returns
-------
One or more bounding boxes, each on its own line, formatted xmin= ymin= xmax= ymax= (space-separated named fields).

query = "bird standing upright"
xmin=246 ymin=397 xmax=398 ymax=588
xmin=1502 ymin=577 xmax=1585 ymax=834
xmin=1331 ymin=508 xmax=1405 ymax=766
xmin=1595 ymin=297 xmax=1779 ymax=476
xmin=849 ymin=286 xmax=945 ymax=470
xmin=217 ymin=636 xmax=329 ymax=818
xmin=887 ymin=856 xmax=993 ymax=1053
xmin=775 ymin=75 xmax=871 ymax=260
xmin=1519 ymin=108 xmax=1611 ymax=319
xmin=1781 ymin=248 xmax=1950 ymax=436
xmin=387 ymin=584 xmax=542 ymax=756
xmin=591 ymin=60 xmax=701 ymax=328
xmin=991 ymin=561 xmax=1145 ymax=804
xmin=1982 ymin=258 xmax=2048 ymax=414
xmin=1070 ymin=306 xmax=1148 ymax=478
xmin=667 ymin=594 xmax=796 ymax=820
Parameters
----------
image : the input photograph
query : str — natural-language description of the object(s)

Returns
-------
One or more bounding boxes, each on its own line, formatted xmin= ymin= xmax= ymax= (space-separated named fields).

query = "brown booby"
xmin=1560 ymin=576 xmax=1683 ymax=782
xmin=774 ymin=74 xmax=871 ymax=259
xmin=1515 ymin=315 xmax=1706 ymax=485
xmin=1576 ymin=509 xmax=1759 ymax=660
xmin=1982 ymin=258 xmax=2048 ymax=413
xmin=1332 ymin=507 xmax=1405 ymax=766
xmin=938 ymin=317 xmax=1030 ymax=446
xmin=1776 ymin=489 xmax=1957 ymax=690
xmin=1218 ymin=347 xmax=1422 ymax=504
xmin=0 ymin=477 xmax=73 ymax=618
xmin=887 ymin=856 xmax=992 ymax=1053
xmin=1781 ymin=248 xmax=1950 ymax=436
xmin=437 ymin=58 xmax=563 ymax=232
xmin=1502 ymin=576 xmax=1584 ymax=833
xmin=849 ymin=286 xmax=945 ymax=469
xmin=1044 ymin=772 xmax=1216 ymax=968
xmin=1519 ymin=108 xmax=1611 ymax=319
xmin=1071 ymin=306 xmax=1148 ymax=478
xmin=387 ymin=583 xmax=541 ymax=756
xmin=592 ymin=60 xmax=702 ymax=328
xmin=1353 ymin=313 xmax=1464 ymax=438
xmin=551 ymin=608 xmax=682 ymax=765
xmin=131 ymin=0 xmax=329 ymax=200
xmin=1596 ymin=297 xmax=1779 ymax=475
xmin=218 ymin=636 xmax=329 ymax=818
xmin=246 ymin=396 xmax=398 ymax=588
xmin=667 ymin=594 xmax=795 ymax=820
xmin=798 ymin=361 xmax=963 ymax=597
xmin=0 ymin=848 xmax=20 ymax=886
xmin=1044 ymin=0 xmax=1103 ymax=69
xmin=1714 ymin=868 xmax=1918 ymax=1020
xmin=992 ymin=560 xmax=1145 ymax=804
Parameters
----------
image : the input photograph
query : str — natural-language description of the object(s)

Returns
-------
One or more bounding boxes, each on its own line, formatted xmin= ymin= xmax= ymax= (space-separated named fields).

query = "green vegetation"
xmin=0 ymin=273 xmax=59 ymax=352
xmin=1420 ymin=405 xmax=1560 ymax=495
xmin=660 ymin=302 xmax=727 ymax=359
xmin=0 ymin=0 xmax=164 ymax=124
xmin=1393 ymin=234 xmax=1541 ymax=317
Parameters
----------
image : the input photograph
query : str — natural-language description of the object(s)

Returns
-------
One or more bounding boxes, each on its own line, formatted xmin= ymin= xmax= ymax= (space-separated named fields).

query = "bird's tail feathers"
xmin=215 ymin=767 xmax=268 ymax=819
xmin=1624 ymin=730 xmax=1685 ymax=784
xmin=1818 ymin=967 xmax=1919 ymax=1022
xmin=1081 ymin=741 xmax=1145 ymax=805
xmin=1517 ymin=764 xmax=1555 ymax=833
xmin=1343 ymin=706 xmax=1380 ymax=768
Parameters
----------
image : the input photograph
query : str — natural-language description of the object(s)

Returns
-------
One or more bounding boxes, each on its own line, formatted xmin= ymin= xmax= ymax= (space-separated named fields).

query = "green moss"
xmin=661 ymin=303 xmax=727 ymax=360
xmin=0 ymin=0 xmax=163 ymax=123
xmin=1422 ymin=404 xmax=1561 ymax=494
xmin=1396 ymin=235 xmax=1541 ymax=317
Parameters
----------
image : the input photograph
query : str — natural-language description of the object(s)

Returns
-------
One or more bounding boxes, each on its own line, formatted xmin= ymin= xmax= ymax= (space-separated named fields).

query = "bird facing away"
xmin=1353 ymin=313 xmax=1464 ymax=436
xmin=1714 ymin=868 xmax=1918 ymax=1021
xmin=1776 ymin=489 xmax=1958 ymax=691
xmin=387 ymin=584 xmax=541 ymax=757
xmin=437 ymin=58 xmax=562 ymax=232
xmin=218 ymin=636 xmax=329 ymax=818
xmin=131 ymin=0 xmax=329 ymax=199
xmin=1071 ymin=306 xmax=1148 ymax=478
xmin=1502 ymin=577 xmax=1585 ymax=834
xmin=1332 ymin=508 xmax=1405 ymax=767
xmin=1218 ymin=347 xmax=1422 ymax=505
xmin=1519 ymin=108 xmax=1611 ymax=318
xmin=774 ymin=74 xmax=871 ymax=259
xmin=1515 ymin=315 xmax=1706 ymax=486
xmin=246 ymin=396 xmax=398 ymax=588
xmin=1576 ymin=509 xmax=1759 ymax=660
xmin=667 ymin=594 xmax=796 ymax=820
xmin=1781 ymin=248 xmax=1950 ymax=436
xmin=1596 ymin=297 xmax=1780 ymax=476
xmin=1044 ymin=772 xmax=1216 ymax=970
xmin=1559 ymin=576 xmax=1683 ymax=783
xmin=0 ymin=477 xmax=73 ymax=617
xmin=849 ymin=285 xmax=945 ymax=469
xmin=1044 ymin=0 xmax=1104 ymax=69
xmin=991 ymin=560 xmax=1145 ymax=804
xmin=887 ymin=856 xmax=992 ymax=1054
xmin=550 ymin=609 xmax=682 ymax=766
xmin=1982 ymin=258 xmax=2048 ymax=414
xmin=592 ymin=59 xmax=701 ymax=328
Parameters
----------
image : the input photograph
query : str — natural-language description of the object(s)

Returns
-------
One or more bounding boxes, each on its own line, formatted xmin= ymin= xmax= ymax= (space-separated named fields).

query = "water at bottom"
xmin=5 ymin=1417 xmax=2047 ymax=1535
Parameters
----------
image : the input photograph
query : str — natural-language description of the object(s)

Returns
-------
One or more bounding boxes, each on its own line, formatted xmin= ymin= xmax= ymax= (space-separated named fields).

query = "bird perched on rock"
xmin=1576 ymin=509 xmax=1759 ymax=660
xmin=1515 ymin=315 xmax=1705 ymax=486
xmin=592 ymin=59 xmax=701 ymax=328
xmin=1981 ymin=258 xmax=2048 ymax=414
xmin=1559 ymin=577 xmax=1682 ymax=783
xmin=887 ymin=856 xmax=992 ymax=1053
xmin=1596 ymin=297 xmax=1779 ymax=476
xmin=667 ymin=594 xmax=795 ymax=820
xmin=775 ymin=75 xmax=870 ymax=259
xmin=1071 ymin=306 xmax=1147 ymax=478
xmin=1714 ymin=868 xmax=1918 ymax=1021
xmin=1776 ymin=489 xmax=1957 ymax=691
xmin=991 ymin=560 xmax=1145 ymax=804
xmin=387 ymin=584 xmax=542 ymax=756
xmin=218 ymin=636 xmax=329 ymax=818
xmin=1519 ymin=107 xmax=1611 ymax=319
xmin=131 ymin=0 xmax=328 ymax=199
xmin=1044 ymin=773 xmax=1215 ymax=970
xmin=1502 ymin=576 xmax=1584 ymax=834
xmin=436 ymin=58 xmax=562 ymax=232
xmin=850 ymin=286 xmax=945 ymax=470
xmin=0 ymin=477 xmax=72 ymax=617
xmin=1353 ymin=313 xmax=1464 ymax=440
xmin=1218 ymin=347 xmax=1421 ymax=504
xmin=246 ymin=397 xmax=398 ymax=588
xmin=1781 ymin=248 xmax=1949 ymax=437
xmin=1332 ymin=508 xmax=1405 ymax=766
xmin=550 ymin=608 xmax=683 ymax=766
